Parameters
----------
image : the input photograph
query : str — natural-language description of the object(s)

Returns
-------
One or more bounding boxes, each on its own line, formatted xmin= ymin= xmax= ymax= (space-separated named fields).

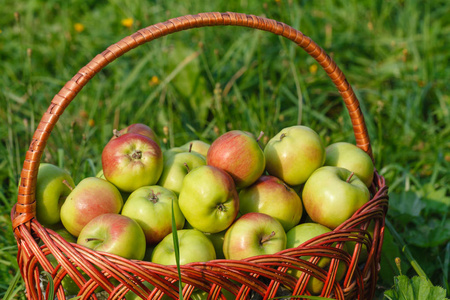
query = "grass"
xmin=1 ymin=0 xmax=449 ymax=299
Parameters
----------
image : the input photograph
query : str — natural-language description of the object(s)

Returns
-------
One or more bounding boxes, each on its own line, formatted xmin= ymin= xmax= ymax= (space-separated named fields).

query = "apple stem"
xmin=256 ymin=131 xmax=264 ymax=142
xmin=280 ymin=133 xmax=286 ymax=141
xmin=85 ymin=237 xmax=102 ymax=242
xmin=260 ymin=231 xmax=276 ymax=244
xmin=113 ymin=129 xmax=121 ymax=138
xmin=283 ymin=183 xmax=291 ymax=192
xmin=132 ymin=150 xmax=142 ymax=160
xmin=188 ymin=142 xmax=193 ymax=153
xmin=62 ymin=180 xmax=74 ymax=191
xmin=346 ymin=172 xmax=355 ymax=183
xmin=184 ymin=162 xmax=191 ymax=173
xmin=148 ymin=190 xmax=160 ymax=203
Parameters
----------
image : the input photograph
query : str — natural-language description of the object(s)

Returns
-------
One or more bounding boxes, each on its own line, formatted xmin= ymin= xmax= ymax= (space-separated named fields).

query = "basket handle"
xmin=13 ymin=12 xmax=372 ymax=235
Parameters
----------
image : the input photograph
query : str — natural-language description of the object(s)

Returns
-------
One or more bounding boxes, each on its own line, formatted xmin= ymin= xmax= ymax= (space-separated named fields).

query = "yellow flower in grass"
xmin=121 ymin=18 xmax=134 ymax=28
xmin=74 ymin=23 xmax=85 ymax=33
xmin=309 ymin=64 xmax=318 ymax=75
xmin=149 ymin=75 xmax=160 ymax=86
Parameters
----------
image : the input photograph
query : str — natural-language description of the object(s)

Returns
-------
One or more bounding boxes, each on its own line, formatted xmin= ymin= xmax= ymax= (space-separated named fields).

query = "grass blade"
xmin=385 ymin=219 xmax=428 ymax=279
xmin=2 ymin=271 xmax=22 ymax=300
xmin=171 ymin=199 xmax=183 ymax=300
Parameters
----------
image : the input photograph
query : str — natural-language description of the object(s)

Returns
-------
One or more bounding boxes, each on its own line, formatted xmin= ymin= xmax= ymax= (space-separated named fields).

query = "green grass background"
xmin=0 ymin=0 xmax=448 ymax=298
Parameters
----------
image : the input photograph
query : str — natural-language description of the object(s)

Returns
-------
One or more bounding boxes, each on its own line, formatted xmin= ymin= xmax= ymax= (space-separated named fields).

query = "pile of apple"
xmin=36 ymin=123 xmax=375 ymax=296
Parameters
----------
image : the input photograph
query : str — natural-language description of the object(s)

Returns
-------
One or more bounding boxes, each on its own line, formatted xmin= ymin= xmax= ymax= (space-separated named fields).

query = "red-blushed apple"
xmin=96 ymin=169 xmax=130 ymax=202
xmin=264 ymin=125 xmax=325 ymax=186
xmin=178 ymin=165 xmax=239 ymax=233
xmin=112 ymin=123 xmax=159 ymax=145
xmin=121 ymin=185 xmax=185 ymax=245
xmin=77 ymin=213 xmax=146 ymax=260
xmin=157 ymin=151 xmax=206 ymax=195
xmin=325 ymin=142 xmax=374 ymax=187
xmin=60 ymin=177 xmax=123 ymax=237
xmin=151 ymin=229 xmax=216 ymax=265
xmin=102 ymin=133 xmax=163 ymax=193
xmin=223 ymin=212 xmax=286 ymax=260
xmin=286 ymin=222 xmax=347 ymax=294
xmin=180 ymin=140 xmax=210 ymax=157
xmin=302 ymin=166 xmax=370 ymax=229
xmin=239 ymin=175 xmax=303 ymax=231
xmin=206 ymin=130 xmax=265 ymax=189
xmin=35 ymin=163 xmax=75 ymax=226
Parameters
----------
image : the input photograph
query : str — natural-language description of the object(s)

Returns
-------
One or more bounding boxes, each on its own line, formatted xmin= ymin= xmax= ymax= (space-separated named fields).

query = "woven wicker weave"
xmin=12 ymin=12 xmax=389 ymax=300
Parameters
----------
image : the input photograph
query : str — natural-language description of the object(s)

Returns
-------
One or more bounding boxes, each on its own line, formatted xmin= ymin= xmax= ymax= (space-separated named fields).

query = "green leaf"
xmin=384 ymin=275 xmax=449 ymax=300
xmin=389 ymin=191 xmax=426 ymax=219
xmin=421 ymin=183 xmax=450 ymax=213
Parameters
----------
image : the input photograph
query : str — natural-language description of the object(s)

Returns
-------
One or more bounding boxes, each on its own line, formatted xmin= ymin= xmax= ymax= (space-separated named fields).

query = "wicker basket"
xmin=12 ymin=12 xmax=389 ymax=300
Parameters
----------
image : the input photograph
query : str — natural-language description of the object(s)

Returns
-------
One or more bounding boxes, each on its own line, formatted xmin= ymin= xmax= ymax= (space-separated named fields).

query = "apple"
xmin=60 ymin=177 xmax=123 ymax=237
xmin=157 ymin=151 xmax=206 ymax=195
xmin=121 ymin=185 xmax=185 ymax=245
xmin=44 ymin=223 xmax=77 ymax=243
xmin=206 ymin=130 xmax=265 ymax=188
xmin=203 ymin=229 xmax=227 ymax=259
xmin=112 ymin=123 xmax=159 ymax=145
xmin=302 ymin=166 xmax=370 ymax=229
xmin=151 ymin=229 xmax=216 ymax=265
xmin=223 ymin=212 xmax=286 ymax=260
xmin=188 ymin=288 xmax=234 ymax=300
xmin=102 ymin=133 xmax=163 ymax=193
xmin=162 ymin=147 xmax=186 ymax=162
xmin=286 ymin=222 xmax=347 ymax=294
xmin=345 ymin=221 xmax=375 ymax=264
xmin=239 ymin=175 xmax=303 ymax=231
xmin=77 ymin=213 xmax=146 ymax=260
xmin=178 ymin=165 xmax=239 ymax=233
xmin=324 ymin=142 xmax=374 ymax=187
xmin=35 ymin=163 xmax=75 ymax=226
xmin=264 ymin=125 xmax=325 ymax=186
xmin=96 ymin=169 xmax=130 ymax=202
xmin=180 ymin=140 xmax=210 ymax=157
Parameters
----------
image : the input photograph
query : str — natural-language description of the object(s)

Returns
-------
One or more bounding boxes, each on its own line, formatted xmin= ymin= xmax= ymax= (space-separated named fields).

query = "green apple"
xmin=60 ymin=177 xmax=123 ymax=237
xmin=151 ymin=229 xmax=216 ymax=265
xmin=77 ymin=213 xmax=146 ymax=260
xmin=239 ymin=175 xmax=303 ymax=232
xmin=121 ymin=185 xmax=185 ymax=245
xmin=345 ymin=221 xmax=375 ymax=264
xmin=45 ymin=223 xmax=77 ymax=243
xmin=264 ymin=125 xmax=325 ymax=186
xmin=203 ymin=229 xmax=227 ymax=259
xmin=102 ymin=133 xmax=163 ymax=193
xmin=325 ymin=142 xmax=374 ymax=187
xmin=180 ymin=140 xmax=210 ymax=157
xmin=188 ymin=288 xmax=234 ymax=299
xmin=178 ymin=165 xmax=239 ymax=233
xmin=286 ymin=222 xmax=347 ymax=294
xmin=157 ymin=151 xmax=206 ymax=195
xmin=302 ymin=166 xmax=370 ymax=229
xmin=206 ymin=130 xmax=265 ymax=188
xmin=162 ymin=147 xmax=186 ymax=162
xmin=35 ymin=163 xmax=75 ymax=226
xmin=223 ymin=212 xmax=286 ymax=260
